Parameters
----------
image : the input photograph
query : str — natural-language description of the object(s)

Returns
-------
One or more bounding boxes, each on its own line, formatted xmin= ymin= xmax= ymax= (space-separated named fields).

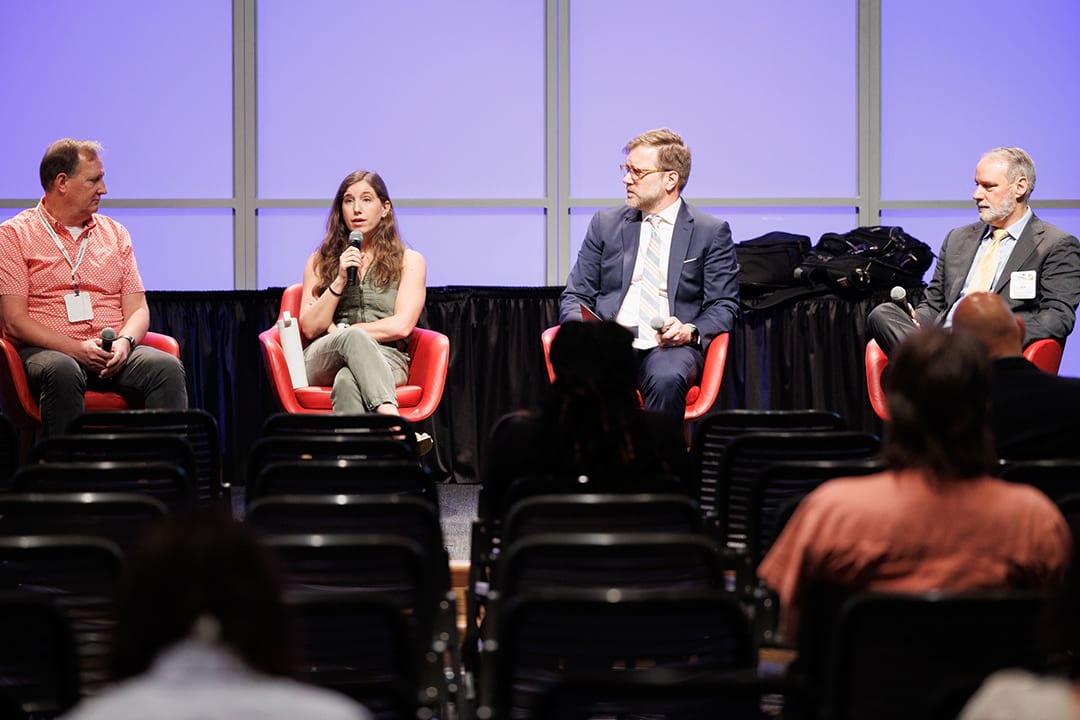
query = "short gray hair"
xmin=984 ymin=147 xmax=1036 ymax=202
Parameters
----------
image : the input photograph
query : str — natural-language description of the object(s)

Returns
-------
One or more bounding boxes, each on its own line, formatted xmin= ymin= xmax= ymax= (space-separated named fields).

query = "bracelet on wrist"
xmin=327 ymin=285 xmax=342 ymax=297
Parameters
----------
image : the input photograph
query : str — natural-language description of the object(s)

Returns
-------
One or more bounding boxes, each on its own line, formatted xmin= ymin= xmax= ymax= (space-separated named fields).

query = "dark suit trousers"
xmin=19 ymin=345 xmax=188 ymax=437
xmin=867 ymin=302 xmax=921 ymax=356
xmin=635 ymin=344 xmax=703 ymax=418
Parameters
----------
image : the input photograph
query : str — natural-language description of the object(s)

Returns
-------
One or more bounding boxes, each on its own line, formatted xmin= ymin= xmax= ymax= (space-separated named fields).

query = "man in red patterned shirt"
xmin=0 ymin=139 xmax=187 ymax=436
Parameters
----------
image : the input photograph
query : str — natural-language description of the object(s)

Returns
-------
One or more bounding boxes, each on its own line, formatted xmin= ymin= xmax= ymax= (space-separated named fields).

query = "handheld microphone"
xmin=890 ymin=286 xmax=919 ymax=325
xmin=346 ymin=230 xmax=363 ymax=286
xmin=649 ymin=316 xmax=666 ymax=333
xmin=101 ymin=327 xmax=116 ymax=352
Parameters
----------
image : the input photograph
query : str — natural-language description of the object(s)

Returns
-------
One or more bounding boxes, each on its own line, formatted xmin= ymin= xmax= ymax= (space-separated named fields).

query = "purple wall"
xmin=2 ymin=1 xmax=1079 ymax=372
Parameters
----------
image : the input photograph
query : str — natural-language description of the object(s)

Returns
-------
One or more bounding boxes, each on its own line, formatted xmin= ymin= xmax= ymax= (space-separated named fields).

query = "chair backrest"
xmin=28 ymin=433 xmax=202 ymax=500
xmin=67 ymin=409 xmax=224 ymax=501
xmin=0 ymin=492 xmax=168 ymax=554
xmin=0 ymin=414 xmax=17 ymax=490
xmin=999 ymin=459 xmax=1080 ymax=505
xmin=286 ymin=590 xmax=421 ymax=720
xmin=484 ymin=472 xmax=687 ymax=526
xmin=1054 ymin=492 xmax=1080 ymax=528
xmin=247 ymin=435 xmax=418 ymax=487
xmin=502 ymin=493 xmax=701 ymax=544
xmin=247 ymin=456 xmax=435 ymax=503
xmin=866 ymin=338 xmax=1064 ymax=422
xmin=0 ymin=591 xmax=81 ymax=718
xmin=865 ymin=338 xmax=890 ymax=420
xmin=532 ymin=670 xmax=812 ymax=720
xmin=0 ymin=536 xmax=123 ymax=695
xmin=747 ymin=457 xmax=888 ymax=567
xmin=261 ymin=411 xmax=420 ymax=442
xmin=824 ymin=590 xmax=1050 ymax=720
xmin=716 ymin=431 xmax=881 ymax=551
xmin=266 ymin=532 xmax=456 ymax=715
xmin=1024 ymin=337 xmax=1065 ymax=374
xmin=488 ymin=589 xmax=755 ymax=720
xmin=692 ymin=409 xmax=847 ymax=515
xmin=495 ymin=532 xmax=727 ymax=598
xmin=247 ymin=495 xmax=448 ymax=590
xmin=14 ymin=459 xmax=197 ymax=511
xmin=266 ymin=533 xmax=435 ymax=624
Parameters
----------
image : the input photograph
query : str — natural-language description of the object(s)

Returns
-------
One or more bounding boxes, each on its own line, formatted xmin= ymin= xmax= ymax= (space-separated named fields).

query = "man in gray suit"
xmin=868 ymin=147 xmax=1080 ymax=355
xmin=560 ymin=128 xmax=740 ymax=417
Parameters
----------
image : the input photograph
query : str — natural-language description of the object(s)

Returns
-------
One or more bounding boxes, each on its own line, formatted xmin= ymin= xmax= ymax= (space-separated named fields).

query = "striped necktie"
xmin=638 ymin=214 xmax=665 ymax=345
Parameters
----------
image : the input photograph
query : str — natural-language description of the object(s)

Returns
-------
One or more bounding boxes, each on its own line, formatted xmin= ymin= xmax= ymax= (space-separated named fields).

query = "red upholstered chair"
xmin=0 ymin=332 xmax=182 ymax=434
xmin=541 ymin=324 xmax=730 ymax=421
xmin=865 ymin=337 xmax=1064 ymax=421
xmin=258 ymin=283 xmax=449 ymax=423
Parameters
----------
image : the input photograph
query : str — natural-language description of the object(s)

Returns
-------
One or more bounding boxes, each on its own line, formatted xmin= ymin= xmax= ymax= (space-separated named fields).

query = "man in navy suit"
xmin=560 ymin=128 xmax=740 ymax=417
xmin=868 ymin=147 xmax=1080 ymax=355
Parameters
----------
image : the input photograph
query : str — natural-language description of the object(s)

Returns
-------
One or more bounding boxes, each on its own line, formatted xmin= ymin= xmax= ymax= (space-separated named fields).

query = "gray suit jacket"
xmin=917 ymin=214 xmax=1080 ymax=344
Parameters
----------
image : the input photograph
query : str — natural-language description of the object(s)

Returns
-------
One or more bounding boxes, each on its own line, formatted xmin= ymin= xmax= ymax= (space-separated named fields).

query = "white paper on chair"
xmin=277 ymin=311 xmax=309 ymax=389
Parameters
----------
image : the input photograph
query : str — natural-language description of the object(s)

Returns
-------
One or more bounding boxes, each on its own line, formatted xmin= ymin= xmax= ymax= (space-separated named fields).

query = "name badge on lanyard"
xmin=36 ymin=206 xmax=94 ymax=322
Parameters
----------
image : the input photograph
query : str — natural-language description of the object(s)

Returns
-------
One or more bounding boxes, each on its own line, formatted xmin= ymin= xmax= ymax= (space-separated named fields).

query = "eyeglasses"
xmin=620 ymin=164 xmax=668 ymax=182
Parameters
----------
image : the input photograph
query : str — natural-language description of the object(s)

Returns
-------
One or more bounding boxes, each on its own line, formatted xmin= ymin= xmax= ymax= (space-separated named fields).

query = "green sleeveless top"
xmin=332 ymin=272 xmax=399 ymax=326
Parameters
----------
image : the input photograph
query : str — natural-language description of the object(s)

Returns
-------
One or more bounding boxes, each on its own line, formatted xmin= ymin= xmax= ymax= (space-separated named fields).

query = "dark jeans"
xmin=19 ymin=345 xmax=188 ymax=437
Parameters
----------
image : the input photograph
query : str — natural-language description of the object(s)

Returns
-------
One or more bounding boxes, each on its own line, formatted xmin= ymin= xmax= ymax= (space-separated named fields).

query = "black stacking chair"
xmin=28 ymin=433 xmax=204 ymax=503
xmin=747 ymin=458 xmax=888 ymax=569
xmin=1055 ymin=493 xmax=1080 ymax=527
xmin=246 ymin=494 xmax=449 ymax=590
xmin=265 ymin=533 xmax=457 ymax=719
xmin=742 ymin=458 xmax=888 ymax=647
xmin=999 ymin=459 xmax=1080 ymax=505
xmin=480 ymin=589 xmax=755 ymax=720
xmin=287 ymin=591 xmax=421 ymax=720
xmin=502 ymin=493 xmax=702 ymax=545
xmin=0 ymin=536 xmax=123 ymax=696
xmin=0 ymin=413 xmax=17 ymax=490
xmin=495 ymin=532 xmax=727 ymax=599
xmin=0 ymin=591 xmax=81 ymax=719
xmin=804 ymin=589 xmax=1049 ymax=720
xmin=464 ymin=486 xmax=701 ymax=694
xmin=247 ymin=435 xmax=419 ymax=488
xmin=692 ymin=409 xmax=847 ymax=515
xmin=715 ymin=431 xmax=881 ymax=553
xmin=533 ymin=669 xmax=813 ymax=720
xmin=67 ymin=409 xmax=225 ymax=502
xmin=262 ymin=411 xmax=420 ymax=447
xmin=488 ymin=472 xmax=688 ymax=525
xmin=0 ymin=492 xmax=168 ymax=554
xmin=246 ymin=459 xmax=438 ymax=507
xmin=13 ymin=461 xmax=196 ymax=511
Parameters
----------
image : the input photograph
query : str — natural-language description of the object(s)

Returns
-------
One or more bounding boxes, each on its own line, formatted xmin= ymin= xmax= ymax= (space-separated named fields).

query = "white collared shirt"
xmin=615 ymin=197 xmax=683 ymax=336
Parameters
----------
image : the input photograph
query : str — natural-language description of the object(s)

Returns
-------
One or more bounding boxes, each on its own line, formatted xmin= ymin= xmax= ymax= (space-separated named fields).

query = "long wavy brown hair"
xmin=313 ymin=170 xmax=404 ymax=293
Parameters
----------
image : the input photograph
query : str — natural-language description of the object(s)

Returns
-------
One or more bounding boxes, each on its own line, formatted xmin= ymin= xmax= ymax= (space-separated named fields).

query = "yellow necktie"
xmin=969 ymin=228 xmax=1009 ymax=292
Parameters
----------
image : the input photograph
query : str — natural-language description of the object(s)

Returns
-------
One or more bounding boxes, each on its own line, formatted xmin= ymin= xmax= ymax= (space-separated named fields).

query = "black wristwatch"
xmin=119 ymin=335 xmax=136 ymax=349
xmin=685 ymin=323 xmax=700 ymax=344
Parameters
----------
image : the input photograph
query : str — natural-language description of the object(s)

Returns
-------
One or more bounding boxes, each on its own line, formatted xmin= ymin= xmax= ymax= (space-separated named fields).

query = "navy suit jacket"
xmin=918 ymin=215 xmax=1080 ymax=344
xmin=559 ymin=201 xmax=740 ymax=350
